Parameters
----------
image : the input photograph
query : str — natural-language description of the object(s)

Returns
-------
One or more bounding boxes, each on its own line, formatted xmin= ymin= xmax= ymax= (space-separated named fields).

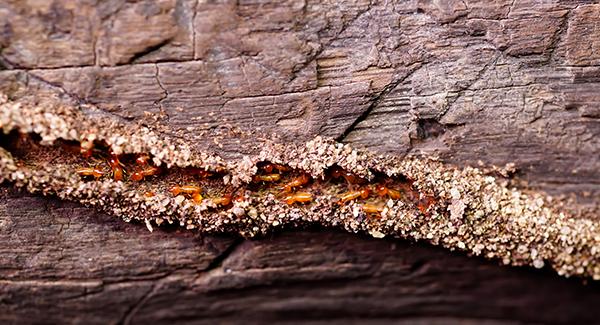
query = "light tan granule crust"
xmin=0 ymin=92 xmax=598 ymax=280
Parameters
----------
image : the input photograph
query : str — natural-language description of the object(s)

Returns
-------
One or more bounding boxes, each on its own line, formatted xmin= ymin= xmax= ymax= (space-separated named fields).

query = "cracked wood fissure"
xmin=1 ymin=1 xmax=600 ymax=323
xmin=1 ymin=89 xmax=599 ymax=280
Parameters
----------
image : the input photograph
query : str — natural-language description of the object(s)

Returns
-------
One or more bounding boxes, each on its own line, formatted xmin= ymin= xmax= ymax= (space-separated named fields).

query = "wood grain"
xmin=0 ymin=0 xmax=599 ymax=322
xmin=1 ymin=189 xmax=599 ymax=324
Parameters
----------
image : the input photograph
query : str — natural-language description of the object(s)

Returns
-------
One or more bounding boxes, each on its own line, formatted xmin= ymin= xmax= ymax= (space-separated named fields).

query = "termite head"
xmin=282 ymin=173 xmax=311 ymax=193
xmin=192 ymin=192 xmax=203 ymax=204
xmin=375 ymin=185 xmax=387 ymax=196
xmin=169 ymin=186 xmax=182 ymax=196
xmin=130 ymin=171 xmax=144 ymax=181
xmin=330 ymin=166 xmax=365 ymax=184
xmin=360 ymin=187 xmax=371 ymax=199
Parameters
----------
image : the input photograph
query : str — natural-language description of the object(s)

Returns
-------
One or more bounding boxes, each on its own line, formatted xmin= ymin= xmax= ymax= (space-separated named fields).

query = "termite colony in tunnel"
xmin=0 ymin=130 xmax=437 ymax=219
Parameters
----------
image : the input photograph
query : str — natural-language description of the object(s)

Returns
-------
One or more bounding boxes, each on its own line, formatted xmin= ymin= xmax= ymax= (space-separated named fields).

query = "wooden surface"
xmin=1 ymin=188 xmax=600 ymax=324
xmin=1 ymin=0 xmax=599 ymax=323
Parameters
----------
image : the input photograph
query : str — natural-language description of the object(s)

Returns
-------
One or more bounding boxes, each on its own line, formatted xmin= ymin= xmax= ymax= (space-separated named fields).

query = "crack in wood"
xmin=336 ymin=62 xmax=424 ymax=142
xmin=127 ymin=39 xmax=173 ymax=65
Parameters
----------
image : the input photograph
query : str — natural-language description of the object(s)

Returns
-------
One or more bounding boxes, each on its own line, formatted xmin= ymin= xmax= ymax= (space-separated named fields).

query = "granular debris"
xmin=0 ymin=92 xmax=598 ymax=280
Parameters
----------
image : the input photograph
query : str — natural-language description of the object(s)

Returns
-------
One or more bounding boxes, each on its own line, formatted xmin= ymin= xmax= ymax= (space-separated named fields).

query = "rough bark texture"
xmin=0 ymin=0 xmax=599 ymax=323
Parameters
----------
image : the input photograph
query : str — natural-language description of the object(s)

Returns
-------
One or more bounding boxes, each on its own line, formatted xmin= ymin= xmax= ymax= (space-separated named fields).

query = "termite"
xmin=375 ymin=185 xmax=403 ymax=200
xmin=362 ymin=203 xmax=384 ymax=218
xmin=281 ymin=173 xmax=310 ymax=193
xmin=331 ymin=167 xmax=365 ymax=184
xmin=170 ymin=185 xmax=203 ymax=203
xmin=76 ymin=167 xmax=104 ymax=179
xmin=108 ymin=151 xmax=125 ymax=181
xmin=260 ymin=162 xmax=290 ymax=173
xmin=338 ymin=188 xmax=370 ymax=205
xmin=130 ymin=166 xmax=161 ymax=181
xmin=284 ymin=192 xmax=313 ymax=205
xmin=212 ymin=194 xmax=232 ymax=206
xmin=144 ymin=191 xmax=155 ymax=198
xmin=252 ymin=174 xmax=281 ymax=182
xmin=169 ymin=185 xmax=201 ymax=196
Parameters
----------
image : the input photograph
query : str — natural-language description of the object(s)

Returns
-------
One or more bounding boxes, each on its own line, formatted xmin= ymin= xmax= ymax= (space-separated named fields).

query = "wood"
xmin=1 ymin=189 xmax=599 ymax=324
xmin=0 ymin=0 xmax=599 ymax=322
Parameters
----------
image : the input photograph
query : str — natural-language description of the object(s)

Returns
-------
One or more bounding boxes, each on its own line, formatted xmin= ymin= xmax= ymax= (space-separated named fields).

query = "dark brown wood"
xmin=0 ymin=0 xmax=599 ymax=323
xmin=1 ymin=189 xmax=599 ymax=324
xmin=1 ymin=0 xmax=598 ymax=207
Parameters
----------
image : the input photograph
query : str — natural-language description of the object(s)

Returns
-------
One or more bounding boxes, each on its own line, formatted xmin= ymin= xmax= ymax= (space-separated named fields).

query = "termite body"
xmin=76 ymin=167 xmax=104 ymax=179
xmin=375 ymin=185 xmax=403 ymax=200
xmin=170 ymin=185 xmax=203 ymax=203
xmin=338 ymin=188 xmax=370 ymax=204
xmin=331 ymin=167 xmax=366 ymax=184
xmin=108 ymin=152 xmax=125 ymax=181
xmin=130 ymin=166 xmax=161 ymax=181
xmin=212 ymin=194 xmax=232 ymax=206
xmin=282 ymin=173 xmax=310 ymax=193
xmin=284 ymin=192 xmax=313 ymax=205
xmin=260 ymin=162 xmax=290 ymax=173
xmin=252 ymin=174 xmax=281 ymax=183
xmin=362 ymin=203 xmax=385 ymax=218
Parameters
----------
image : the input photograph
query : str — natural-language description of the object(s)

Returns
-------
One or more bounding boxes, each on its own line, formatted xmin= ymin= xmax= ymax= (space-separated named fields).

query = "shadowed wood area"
xmin=1 ymin=188 xmax=600 ymax=324
xmin=0 ymin=0 xmax=599 ymax=323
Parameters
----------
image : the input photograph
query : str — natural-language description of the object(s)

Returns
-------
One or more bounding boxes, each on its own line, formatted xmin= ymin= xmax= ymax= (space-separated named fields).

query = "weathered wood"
xmin=0 ymin=0 xmax=599 ymax=322
xmin=1 ymin=0 xmax=598 ymax=206
xmin=1 ymin=189 xmax=599 ymax=324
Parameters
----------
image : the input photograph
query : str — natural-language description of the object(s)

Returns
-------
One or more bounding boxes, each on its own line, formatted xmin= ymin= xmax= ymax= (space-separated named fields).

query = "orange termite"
xmin=362 ymin=204 xmax=384 ymax=217
xmin=191 ymin=192 xmax=203 ymax=203
xmin=108 ymin=151 xmax=125 ymax=181
xmin=169 ymin=185 xmax=201 ymax=196
xmin=282 ymin=173 xmax=310 ymax=193
xmin=130 ymin=166 xmax=161 ymax=181
xmin=338 ymin=188 xmax=371 ymax=205
xmin=170 ymin=185 xmax=203 ymax=203
xmin=260 ymin=162 xmax=290 ymax=173
xmin=375 ymin=185 xmax=403 ymax=200
xmin=331 ymin=167 xmax=365 ymax=184
xmin=144 ymin=191 xmax=155 ymax=198
xmin=252 ymin=174 xmax=281 ymax=182
xmin=76 ymin=167 xmax=104 ymax=179
xmin=212 ymin=194 xmax=232 ymax=206
xmin=284 ymin=192 xmax=313 ymax=205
